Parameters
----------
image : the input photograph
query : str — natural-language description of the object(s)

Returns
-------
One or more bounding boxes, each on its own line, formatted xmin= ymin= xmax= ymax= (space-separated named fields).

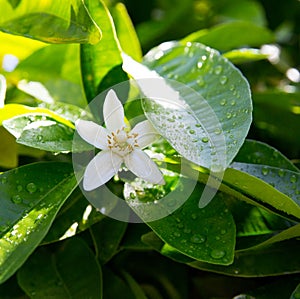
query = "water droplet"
xmin=220 ymin=99 xmax=227 ymax=106
xmin=210 ymin=249 xmax=226 ymax=259
xmin=1 ymin=177 xmax=7 ymax=184
xmin=278 ymin=169 xmax=285 ymax=177
xmin=195 ymin=123 xmax=201 ymax=128
xmin=230 ymin=85 xmax=235 ymax=91
xmin=173 ymin=232 xmax=181 ymax=237
xmin=214 ymin=128 xmax=222 ymax=135
xmin=220 ymin=229 xmax=226 ymax=235
xmin=231 ymin=100 xmax=236 ymax=106
xmin=226 ymin=112 xmax=232 ymax=119
xmin=197 ymin=62 xmax=203 ymax=69
xmin=197 ymin=78 xmax=205 ymax=87
xmin=215 ymin=65 xmax=223 ymax=75
xmin=220 ymin=76 xmax=228 ymax=85
xmin=189 ymin=129 xmax=196 ymax=134
xmin=17 ymin=185 xmax=23 ymax=192
xmin=37 ymin=135 xmax=43 ymax=141
xmin=11 ymin=195 xmax=22 ymax=204
xmin=190 ymin=234 xmax=206 ymax=244
xmin=26 ymin=183 xmax=37 ymax=194
xmin=202 ymin=137 xmax=209 ymax=143
xmin=290 ymin=175 xmax=298 ymax=183
xmin=261 ymin=167 xmax=269 ymax=176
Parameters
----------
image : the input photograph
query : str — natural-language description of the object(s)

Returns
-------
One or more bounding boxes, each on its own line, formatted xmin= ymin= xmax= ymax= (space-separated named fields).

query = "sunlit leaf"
xmin=181 ymin=21 xmax=274 ymax=51
xmin=0 ymin=0 xmax=101 ymax=44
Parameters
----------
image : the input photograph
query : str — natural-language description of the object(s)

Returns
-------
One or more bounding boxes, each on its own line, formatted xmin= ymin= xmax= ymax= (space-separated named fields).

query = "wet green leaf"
xmin=0 ymin=126 xmax=17 ymax=169
xmin=0 ymin=0 xmax=101 ymax=44
xmin=128 ymin=41 xmax=252 ymax=169
xmin=0 ymin=74 xmax=6 ymax=108
xmin=126 ymin=183 xmax=236 ymax=265
xmin=17 ymin=238 xmax=102 ymax=298
xmin=3 ymin=113 xmax=92 ymax=153
xmin=223 ymin=48 xmax=269 ymax=64
xmin=0 ymin=162 xmax=77 ymax=283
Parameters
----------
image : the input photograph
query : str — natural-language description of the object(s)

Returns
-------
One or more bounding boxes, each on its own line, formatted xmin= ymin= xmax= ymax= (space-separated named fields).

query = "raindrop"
xmin=11 ymin=195 xmax=22 ymax=204
xmin=190 ymin=234 xmax=206 ymax=244
xmin=201 ymin=137 xmax=209 ymax=143
xmin=290 ymin=175 xmax=298 ymax=183
xmin=189 ymin=129 xmax=196 ymax=134
xmin=17 ymin=185 xmax=23 ymax=192
xmin=195 ymin=123 xmax=201 ymax=128
xmin=226 ymin=112 xmax=232 ymax=119
xmin=26 ymin=183 xmax=37 ymax=194
xmin=37 ymin=135 xmax=43 ymax=142
xmin=261 ymin=167 xmax=269 ymax=176
xmin=214 ymin=128 xmax=222 ymax=135
xmin=220 ymin=99 xmax=227 ymax=106
xmin=220 ymin=229 xmax=226 ymax=235
xmin=231 ymin=100 xmax=236 ymax=106
xmin=197 ymin=62 xmax=203 ymax=69
xmin=215 ymin=65 xmax=223 ymax=75
xmin=220 ymin=76 xmax=228 ymax=85
xmin=1 ymin=177 xmax=7 ymax=184
xmin=278 ymin=169 xmax=285 ymax=177
xmin=230 ymin=85 xmax=235 ymax=91
xmin=210 ymin=249 xmax=226 ymax=259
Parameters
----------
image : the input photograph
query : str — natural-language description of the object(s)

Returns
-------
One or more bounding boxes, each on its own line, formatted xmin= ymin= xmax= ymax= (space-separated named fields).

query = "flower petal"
xmin=103 ymin=89 xmax=125 ymax=132
xmin=130 ymin=120 xmax=159 ymax=148
xmin=83 ymin=150 xmax=123 ymax=191
xmin=124 ymin=149 xmax=165 ymax=185
xmin=75 ymin=119 xmax=108 ymax=150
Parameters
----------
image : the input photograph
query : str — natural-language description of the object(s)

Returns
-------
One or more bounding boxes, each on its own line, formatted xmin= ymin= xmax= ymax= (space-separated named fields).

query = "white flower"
xmin=75 ymin=89 xmax=165 ymax=191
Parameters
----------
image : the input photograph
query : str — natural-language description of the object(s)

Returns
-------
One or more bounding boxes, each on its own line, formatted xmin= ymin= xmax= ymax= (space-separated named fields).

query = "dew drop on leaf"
xmin=290 ymin=175 xmax=298 ymax=183
xmin=261 ymin=167 xmax=269 ymax=176
xmin=17 ymin=185 xmax=23 ymax=192
xmin=201 ymin=137 xmax=209 ymax=143
xmin=210 ymin=249 xmax=226 ymax=259
xmin=220 ymin=75 xmax=228 ymax=85
xmin=190 ymin=234 xmax=206 ymax=244
xmin=220 ymin=99 xmax=227 ymax=106
xmin=215 ymin=65 xmax=223 ymax=75
xmin=11 ymin=194 xmax=22 ymax=204
xmin=26 ymin=183 xmax=37 ymax=194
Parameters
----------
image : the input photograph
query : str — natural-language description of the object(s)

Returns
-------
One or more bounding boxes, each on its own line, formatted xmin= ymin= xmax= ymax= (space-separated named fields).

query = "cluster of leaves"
xmin=0 ymin=0 xmax=299 ymax=298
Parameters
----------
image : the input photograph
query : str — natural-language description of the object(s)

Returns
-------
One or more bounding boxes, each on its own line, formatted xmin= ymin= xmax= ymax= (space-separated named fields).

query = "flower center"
xmin=107 ymin=128 xmax=139 ymax=156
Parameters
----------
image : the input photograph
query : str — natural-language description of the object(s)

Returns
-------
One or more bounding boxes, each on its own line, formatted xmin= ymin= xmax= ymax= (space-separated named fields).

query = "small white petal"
xmin=103 ymin=89 xmax=125 ymax=131
xmin=130 ymin=120 xmax=159 ymax=148
xmin=75 ymin=119 xmax=108 ymax=150
xmin=83 ymin=150 xmax=123 ymax=191
xmin=124 ymin=149 xmax=165 ymax=185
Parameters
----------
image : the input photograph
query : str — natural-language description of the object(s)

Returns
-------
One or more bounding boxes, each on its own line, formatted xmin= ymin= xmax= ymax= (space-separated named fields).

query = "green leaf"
xmin=17 ymin=238 xmax=102 ymax=298
xmin=0 ymin=162 xmax=77 ymax=283
xmin=223 ymin=48 xmax=269 ymax=64
xmin=91 ymin=217 xmax=127 ymax=264
xmin=80 ymin=0 xmax=126 ymax=102
xmin=235 ymin=139 xmax=299 ymax=172
xmin=222 ymin=167 xmax=300 ymax=221
xmin=181 ymin=21 xmax=274 ymax=51
xmin=189 ymin=239 xmax=300 ymax=277
xmin=126 ymin=41 xmax=252 ymax=169
xmin=126 ymin=183 xmax=236 ymax=265
xmin=232 ymin=163 xmax=300 ymax=203
xmin=3 ymin=114 xmax=91 ymax=153
xmin=0 ymin=0 xmax=101 ymax=44
xmin=0 ymin=126 xmax=17 ymax=168
xmin=111 ymin=3 xmax=142 ymax=61
xmin=291 ymin=283 xmax=300 ymax=299
xmin=121 ymin=271 xmax=148 ymax=299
